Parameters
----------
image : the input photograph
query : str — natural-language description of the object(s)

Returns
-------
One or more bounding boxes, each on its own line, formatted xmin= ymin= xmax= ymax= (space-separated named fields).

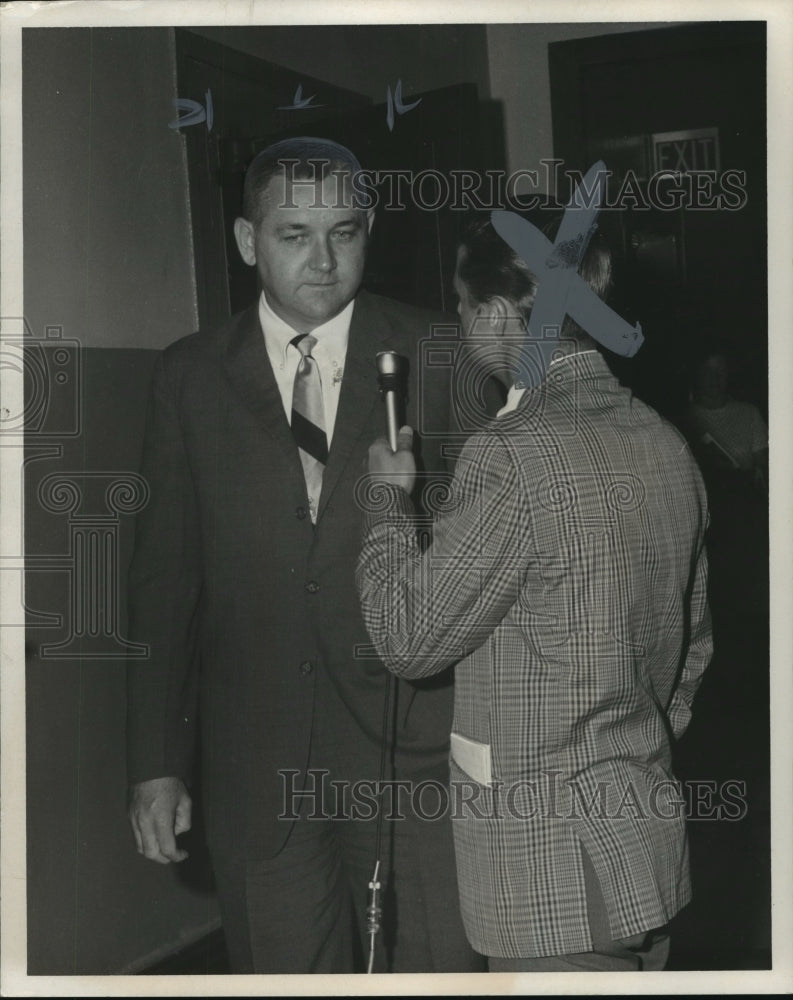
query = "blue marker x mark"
xmin=490 ymin=161 xmax=643 ymax=388
xmin=169 ymin=89 xmax=213 ymax=131
xmin=386 ymin=79 xmax=422 ymax=132
xmin=278 ymin=84 xmax=323 ymax=112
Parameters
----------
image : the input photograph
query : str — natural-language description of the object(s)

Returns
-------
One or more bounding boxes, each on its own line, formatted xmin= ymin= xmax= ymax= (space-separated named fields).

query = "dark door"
xmin=549 ymin=22 xmax=766 ymax=418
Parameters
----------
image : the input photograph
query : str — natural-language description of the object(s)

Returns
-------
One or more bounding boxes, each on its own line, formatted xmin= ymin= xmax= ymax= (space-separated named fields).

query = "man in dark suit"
xmin=126 ymin=138 xmax=479 ymax=973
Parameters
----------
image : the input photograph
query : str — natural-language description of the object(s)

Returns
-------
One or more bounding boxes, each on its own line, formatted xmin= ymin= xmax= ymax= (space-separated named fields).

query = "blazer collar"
xmin=547 ymin=348 xmax=609 ymax=381
xmin=526 ymin=347 xmax=612 ymax=397
xmin=223 ymin=303 xmax=301 ymax=471
xmin=317 ymin=291 xmax=393 ymax=520
xmin=223 ymin=293 xmax=394 ymax=522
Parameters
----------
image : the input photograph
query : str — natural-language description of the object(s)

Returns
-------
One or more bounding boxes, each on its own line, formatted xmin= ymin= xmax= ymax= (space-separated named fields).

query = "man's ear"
xmin=234 ymin=217 xmax=256 ymax=266
xmin=483 ymin=296 xmax=511 ymax=335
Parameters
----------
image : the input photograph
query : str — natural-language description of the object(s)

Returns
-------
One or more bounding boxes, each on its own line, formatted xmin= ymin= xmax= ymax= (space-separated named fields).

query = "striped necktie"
xmin=290 ymin=333 xmax=328 ymax=522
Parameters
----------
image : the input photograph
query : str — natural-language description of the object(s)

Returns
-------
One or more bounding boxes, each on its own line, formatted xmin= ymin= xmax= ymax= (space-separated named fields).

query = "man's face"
xmin=235 ymin=172 xmax=373 ymax=334
xmin=453 ymin=249 xmax=516 ymax=390
xmin=696 ymin=354 xmax=729 ymax=401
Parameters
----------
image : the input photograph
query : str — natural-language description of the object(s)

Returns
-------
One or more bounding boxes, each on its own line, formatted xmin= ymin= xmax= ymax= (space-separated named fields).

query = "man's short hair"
xmin=456 ymin=216 xmax=539 ymax=326
xmin=241 ymin=137 xmax=364 ymax=224
xmin=457 ymin=211 xmax=616 ymax=346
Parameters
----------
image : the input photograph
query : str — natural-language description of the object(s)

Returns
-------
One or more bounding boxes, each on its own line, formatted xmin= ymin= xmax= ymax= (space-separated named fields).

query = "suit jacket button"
xmin=306 ymin=580 xmax=320 ymax=593
xmin=299 ymin=661 xmax=313 ymax=675
xmin=296 ymin=506 xmax=307 ymax=520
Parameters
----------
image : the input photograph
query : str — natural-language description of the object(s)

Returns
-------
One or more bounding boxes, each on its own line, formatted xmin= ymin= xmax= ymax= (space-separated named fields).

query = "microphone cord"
xmin=367 ymin=352 xmax=404 ymax=973
xmin=366 ymin=671 xmax=393 ymax=974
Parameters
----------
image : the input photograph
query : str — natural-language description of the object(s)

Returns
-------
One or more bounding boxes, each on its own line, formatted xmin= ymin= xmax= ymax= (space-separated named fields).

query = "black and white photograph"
xmin=1 ymin=0 xmax=791 ymax=994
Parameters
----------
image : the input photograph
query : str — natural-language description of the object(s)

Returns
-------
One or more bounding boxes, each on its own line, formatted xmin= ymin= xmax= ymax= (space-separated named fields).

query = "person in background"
xmin=687 ymin=348 xmax=768 ymax=491
xmin=684 ymin=345 xmax=768 ymax=653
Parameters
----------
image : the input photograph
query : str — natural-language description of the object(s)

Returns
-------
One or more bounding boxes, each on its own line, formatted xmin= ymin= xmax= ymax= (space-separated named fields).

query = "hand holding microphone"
xmin=368 ymin=425 xmax=416 ymax=494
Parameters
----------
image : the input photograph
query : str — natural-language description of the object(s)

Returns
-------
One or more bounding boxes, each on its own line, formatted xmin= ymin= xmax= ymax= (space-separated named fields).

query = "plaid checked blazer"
xmin=357 ymin=350 xmax=712 ymax=959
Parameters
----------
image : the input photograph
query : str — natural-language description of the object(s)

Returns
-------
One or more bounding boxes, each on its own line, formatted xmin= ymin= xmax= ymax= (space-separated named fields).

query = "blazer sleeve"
xmin=126 ymin=351 xmax=203 ymax=786
xmin=356 ymin=429 xmax=534 ymax=679
xmin=667 ymin=532 xmax=713 ymax=739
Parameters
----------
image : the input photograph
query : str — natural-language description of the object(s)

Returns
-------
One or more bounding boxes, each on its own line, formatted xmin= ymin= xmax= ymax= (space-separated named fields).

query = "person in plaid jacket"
xmin=357 ymin=216 xmax=712 ymax=971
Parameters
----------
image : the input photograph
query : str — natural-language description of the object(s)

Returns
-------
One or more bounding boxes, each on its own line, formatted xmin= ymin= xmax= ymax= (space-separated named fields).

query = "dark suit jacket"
xmin=126 ymin=291 xmax=456 ymax=863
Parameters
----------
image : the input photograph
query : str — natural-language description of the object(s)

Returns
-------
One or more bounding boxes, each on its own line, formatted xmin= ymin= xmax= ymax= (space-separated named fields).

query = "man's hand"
xmin=128 ymin=776 xmax=192 ymax=864
xmin=368 ymin=425 xmax=416 ymax=495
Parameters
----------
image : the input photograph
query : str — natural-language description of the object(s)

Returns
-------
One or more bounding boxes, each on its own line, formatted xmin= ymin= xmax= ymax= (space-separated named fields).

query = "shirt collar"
xmin=258 ymin=290 xmax=354 ymax=364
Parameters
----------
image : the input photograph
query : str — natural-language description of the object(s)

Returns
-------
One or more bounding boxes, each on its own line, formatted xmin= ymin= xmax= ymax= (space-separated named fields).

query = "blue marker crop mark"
xmin=490 ymin=161 xmax=643 ymax=388
xmin=169 ymin=89 xmax=213 ymax=131
xmin=278 ymin=84 xmax=323 ymax=111
xmin=386 ymin=79 xmax=422 ymax=132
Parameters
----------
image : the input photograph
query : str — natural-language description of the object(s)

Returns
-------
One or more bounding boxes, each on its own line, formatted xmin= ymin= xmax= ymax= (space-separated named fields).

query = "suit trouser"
xmin=487 ymin=847 xmax=671 ymax=972
xmin=212 ymin=667 xmax=482 ymax=974
xmin=213 ymin=789 xmax=480 ymax=973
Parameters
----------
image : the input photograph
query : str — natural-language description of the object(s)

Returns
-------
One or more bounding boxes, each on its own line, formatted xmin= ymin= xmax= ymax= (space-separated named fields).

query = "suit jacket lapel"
xmin=317 ymin=292 xmax=391 ymax=521
xmin=223 ymin=304 xmax=303 ymax=472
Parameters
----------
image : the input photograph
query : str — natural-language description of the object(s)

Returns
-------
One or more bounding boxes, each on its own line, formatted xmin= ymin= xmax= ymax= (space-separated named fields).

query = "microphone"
xmin=376 ymin=351 xmax=407 ymax=451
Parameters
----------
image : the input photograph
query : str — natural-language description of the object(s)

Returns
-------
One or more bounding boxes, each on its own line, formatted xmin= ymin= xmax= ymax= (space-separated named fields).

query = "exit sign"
xmin=652 ymin=127 xmax=720 ymax=173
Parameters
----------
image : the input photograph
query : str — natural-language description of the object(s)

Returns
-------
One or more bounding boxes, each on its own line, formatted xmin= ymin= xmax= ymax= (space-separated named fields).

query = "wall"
xmin=23 ymin=26 xmax=217 ymax=975
xmin=486 ymin=21 xmax=675 ymax=192
xmin=23 ymin=26 xmax=197 ymax=350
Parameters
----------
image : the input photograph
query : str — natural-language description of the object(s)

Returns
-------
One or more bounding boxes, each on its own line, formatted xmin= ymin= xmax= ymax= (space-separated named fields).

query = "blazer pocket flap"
xmin=450 ymin=732 xmax=493 ymax=786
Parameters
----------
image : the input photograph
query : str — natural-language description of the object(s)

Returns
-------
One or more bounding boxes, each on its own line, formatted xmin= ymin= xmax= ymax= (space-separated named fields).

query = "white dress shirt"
xmin=258 ymin=291 xmax=353 ymax=444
